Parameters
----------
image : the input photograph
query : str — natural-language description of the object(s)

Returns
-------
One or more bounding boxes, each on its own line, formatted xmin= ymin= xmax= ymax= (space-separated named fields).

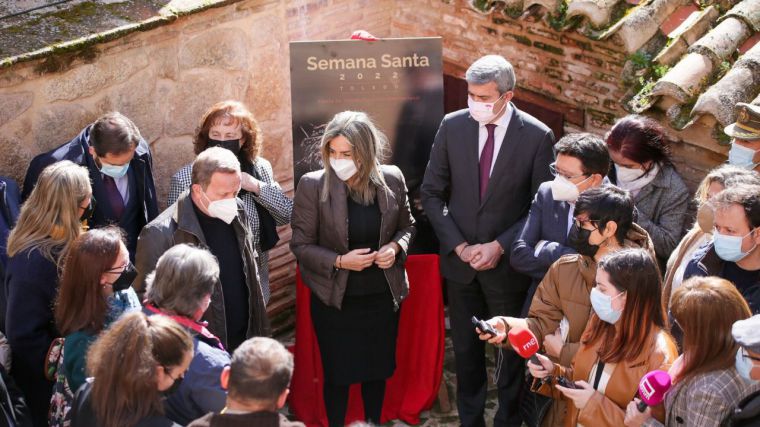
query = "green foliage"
xmin=547 ymin=0 xmax=569 ymax=31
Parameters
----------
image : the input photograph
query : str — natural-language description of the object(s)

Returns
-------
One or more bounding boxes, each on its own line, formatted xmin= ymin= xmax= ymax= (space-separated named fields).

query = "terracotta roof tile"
xmin=602 ymin=0 xmax=691 ymax=53
xmin=691 ymin=41 xmax=760 ymax=126
xmin=566 ymin=0 xmax=623 ymax=27
xmin=470 ymin=0 xmax=760 ymax=143
xmin=654 ymin=5 xmax=719 ymax=65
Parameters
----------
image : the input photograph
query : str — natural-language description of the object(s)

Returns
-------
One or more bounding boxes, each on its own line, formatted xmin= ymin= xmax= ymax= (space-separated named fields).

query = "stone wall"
xmin=0 ymin=0 xmax=395 ymax=333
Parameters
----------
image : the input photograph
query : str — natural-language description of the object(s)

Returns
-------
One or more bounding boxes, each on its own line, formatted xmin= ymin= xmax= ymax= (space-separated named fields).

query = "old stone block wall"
xmin=0 ymin=0 xmax=394 ymax=333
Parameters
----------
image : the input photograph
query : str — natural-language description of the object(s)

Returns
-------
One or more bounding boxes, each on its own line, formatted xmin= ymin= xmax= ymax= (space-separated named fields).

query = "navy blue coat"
xmin=0 ymin=177 xmax=21 ymax=275
xmin=511 ymin=181 xmax=575 ymax=282
xmin=22 ymin=125 xmax=159 ymax=259
xmin=4 ymin=247 xmax=60 ymax=427
xmin=684 ymin=242 xmax=760 ymax=314
xmin=142 ymin=308 xmax=229 ymax=425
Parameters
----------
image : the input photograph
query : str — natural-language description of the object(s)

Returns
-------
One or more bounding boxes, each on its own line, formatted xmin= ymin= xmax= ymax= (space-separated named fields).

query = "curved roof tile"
xmin=692 ymin=42 xmax=760 ymax=126
xmin=566 ymin=0 xmax=623 ymax=27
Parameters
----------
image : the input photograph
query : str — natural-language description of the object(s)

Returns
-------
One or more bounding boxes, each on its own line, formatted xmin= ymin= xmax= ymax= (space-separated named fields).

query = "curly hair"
xmin=193 ymin=100 xmax=262 ymax=161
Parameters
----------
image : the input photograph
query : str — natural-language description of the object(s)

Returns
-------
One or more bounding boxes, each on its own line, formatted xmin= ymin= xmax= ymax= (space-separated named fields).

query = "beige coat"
xmin=535 ymin=328 xmax=677 ymax=427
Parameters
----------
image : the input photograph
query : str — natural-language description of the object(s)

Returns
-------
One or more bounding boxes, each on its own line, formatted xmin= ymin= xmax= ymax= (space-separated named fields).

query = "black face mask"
xmin=111 ymin=263 xmax=138 ymax=293
xmin=568 ymin=224 xmax=600 ymax=257
xmin=162 ymin=375 xmax=183 ymax=397
xmin=80 ymin=199 xmax=95 ymax=222
xmin=208 ymin=138 xmax=241 ymax=156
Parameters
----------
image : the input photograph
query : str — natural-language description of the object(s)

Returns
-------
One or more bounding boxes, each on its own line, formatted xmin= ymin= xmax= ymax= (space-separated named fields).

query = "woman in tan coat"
xmin=528 ymin=248 xmax=677 ymax=427
xmin=481 ymin=185 xmax=654 ymax=426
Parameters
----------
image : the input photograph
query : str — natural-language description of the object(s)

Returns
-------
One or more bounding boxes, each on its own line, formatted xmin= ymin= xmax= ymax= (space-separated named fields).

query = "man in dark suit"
xmin=511 ymin=133 xmax=609 ymax=314
xmin=421 ymin=55 xmax=555 ymax=427
xmin=22 ymin=112 xmax=159 ymax=260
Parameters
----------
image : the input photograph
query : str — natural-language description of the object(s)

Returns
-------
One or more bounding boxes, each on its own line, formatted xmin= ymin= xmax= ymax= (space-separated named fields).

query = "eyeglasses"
xmin=742 ymin=349 xmax=760 ymax=363
xmin=550 ymin=163 xmax=588 ymax=181
xmin=105 ymin=262 xmax=130 ymax=274
xmin=573 ymin=217 xmax=599 ymax=230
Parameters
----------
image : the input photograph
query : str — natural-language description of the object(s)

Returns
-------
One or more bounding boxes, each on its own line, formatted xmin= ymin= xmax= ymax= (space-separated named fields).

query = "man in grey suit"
xmin=421 ymin=55 xmax=555 ymax=427
xmin=511 ymin=133 xmax=610 ymax=315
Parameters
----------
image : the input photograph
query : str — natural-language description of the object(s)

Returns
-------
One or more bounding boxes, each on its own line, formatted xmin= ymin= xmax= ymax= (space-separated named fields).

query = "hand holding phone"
xmin=471 ymin=316 xmax=497 ymax=337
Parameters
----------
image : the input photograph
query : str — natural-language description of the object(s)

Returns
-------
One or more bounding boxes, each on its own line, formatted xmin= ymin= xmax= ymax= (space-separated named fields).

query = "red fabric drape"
xmin=288 ymin=254 xmax=445 ymax=426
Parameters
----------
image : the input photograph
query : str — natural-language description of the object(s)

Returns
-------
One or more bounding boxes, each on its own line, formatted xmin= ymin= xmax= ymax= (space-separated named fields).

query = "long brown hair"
xmin=193 ymin=100 xmax=262 ymax=161
xmin=671 ymin=276 xmax=751 ymax=384
xmin=87 ymin=312 xmax=193 ymax=427
xmin=319 ymin=111 xmax=389 ymax=205
xmin=55 ymin=227 xmax=125 ymax=336
xmin=582 ymin=248 xmax=670 ymax=363
xmin=8 ymin=161 xmax=90 ymax=262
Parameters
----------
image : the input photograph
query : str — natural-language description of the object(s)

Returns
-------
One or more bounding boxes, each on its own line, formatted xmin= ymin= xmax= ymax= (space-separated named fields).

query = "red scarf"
xmin=144 ymin=304 xmax=225 ymax=351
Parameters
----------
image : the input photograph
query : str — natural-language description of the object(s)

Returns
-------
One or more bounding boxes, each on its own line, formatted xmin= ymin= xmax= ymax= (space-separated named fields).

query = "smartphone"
xmin=471 ymin=316 xmax=497 ymax=337
xmin=556 ymin=376 xmax=578 ymax=389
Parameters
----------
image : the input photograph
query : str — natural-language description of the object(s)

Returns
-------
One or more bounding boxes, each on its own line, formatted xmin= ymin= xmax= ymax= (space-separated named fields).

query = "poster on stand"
xmin=289 ymin=37 xmax=444 ymax=253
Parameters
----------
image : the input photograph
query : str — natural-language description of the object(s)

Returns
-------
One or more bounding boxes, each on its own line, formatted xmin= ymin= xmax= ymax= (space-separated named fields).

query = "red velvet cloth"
xmin=288 ymin=254 xmax=445 ymax=426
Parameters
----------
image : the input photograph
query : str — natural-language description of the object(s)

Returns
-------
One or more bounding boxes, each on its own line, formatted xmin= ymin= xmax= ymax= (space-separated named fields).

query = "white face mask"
xmin=202 ymin=191 xmax=238 ymax=224
xmin=550 ymin=175 xmax=587 ymax=202
xmin=467 ymin=94 xmax=506 ymax=124
xmin=615 ymin=164 xmax=645 ymax=184
xmin=329 ymin=158 xmax=358 ymax=181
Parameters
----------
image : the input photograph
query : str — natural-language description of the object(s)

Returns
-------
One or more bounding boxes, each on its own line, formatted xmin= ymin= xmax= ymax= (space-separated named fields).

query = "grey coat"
xmin=134 ymin=191 xmax=270 ymax=345
xmin=616 ymin=163 xmax=690 ymax=263
xmin=290 ymin=165 xmax=415 ymax=309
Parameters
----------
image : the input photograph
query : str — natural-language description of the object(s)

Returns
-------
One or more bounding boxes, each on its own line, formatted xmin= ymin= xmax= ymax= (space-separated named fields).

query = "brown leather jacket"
xmin=135 ymin=191 xmax=270 ymax=345
xmin=536 ymin=327 xmax=677 ymax=427
xmin=290 ymin=165 xmax=416 ymax=309
xmin=525 ymin=223 xmax=656 ymax=366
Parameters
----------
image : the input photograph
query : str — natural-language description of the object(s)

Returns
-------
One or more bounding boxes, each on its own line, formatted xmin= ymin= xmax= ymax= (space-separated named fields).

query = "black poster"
xmin=289 ymin=37 xmax=444 ymax=253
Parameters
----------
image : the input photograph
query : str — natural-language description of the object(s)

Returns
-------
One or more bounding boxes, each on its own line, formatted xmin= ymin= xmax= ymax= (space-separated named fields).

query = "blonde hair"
xmin=320 ymin=111 xmax=389 ymax=205
xmin=8 ymin=161 xmax=91 ymax=262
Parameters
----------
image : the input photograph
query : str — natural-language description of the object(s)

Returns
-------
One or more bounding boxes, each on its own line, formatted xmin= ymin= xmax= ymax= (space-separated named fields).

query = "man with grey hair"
xmin=421 ymin=54 xmax=555 ymax=426
xmin=143 ymin=244 xmax=231 ymax=425
xmin=188 ymin=337 xmax=305 ymax=427
xmin=136 ymin=146 xmax=270 ymax=353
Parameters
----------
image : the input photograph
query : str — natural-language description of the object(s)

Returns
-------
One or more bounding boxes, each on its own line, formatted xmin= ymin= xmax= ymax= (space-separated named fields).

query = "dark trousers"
xmin=447 ymin=276 xmax=526 ymax=427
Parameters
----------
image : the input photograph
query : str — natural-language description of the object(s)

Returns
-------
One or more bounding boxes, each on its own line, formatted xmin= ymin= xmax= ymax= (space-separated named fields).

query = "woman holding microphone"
xmin=624 ymin=276 xmax=754 ymax=426
xmin=528 ymin=249 xmax=677 ymax=427
xmin=290 ymin=111 xmax=415 ymax=426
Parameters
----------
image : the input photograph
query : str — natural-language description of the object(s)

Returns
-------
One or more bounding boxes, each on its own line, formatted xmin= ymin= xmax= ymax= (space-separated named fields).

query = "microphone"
xmin=636 ymin=370 xmax=671 ymax=412
xmin=507 ymin=327 xmax=541 ymax=365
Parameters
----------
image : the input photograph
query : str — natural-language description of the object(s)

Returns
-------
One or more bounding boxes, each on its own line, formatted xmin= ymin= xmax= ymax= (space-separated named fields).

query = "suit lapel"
xmin=480 ymin=106 xmax=522 ymax=208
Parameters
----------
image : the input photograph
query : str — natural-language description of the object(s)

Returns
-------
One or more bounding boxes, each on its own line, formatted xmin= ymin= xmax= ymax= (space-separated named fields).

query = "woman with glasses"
xmin=529 ymin=248 xmax=677 ymax=427
xmin=481 ymin=185 xmax=654 ymax=427
xmin=624 ymin=276 xmax=754 ymax=426
xmin=70 ymin=312 xmax=193 ymax=427
xmin=53 ymin=228 xmax=141 ymax=408
xmin=5 ymin=161 xmax=91 ymax=427
xmin=605 ymin=115 xmax=690 ymax=266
